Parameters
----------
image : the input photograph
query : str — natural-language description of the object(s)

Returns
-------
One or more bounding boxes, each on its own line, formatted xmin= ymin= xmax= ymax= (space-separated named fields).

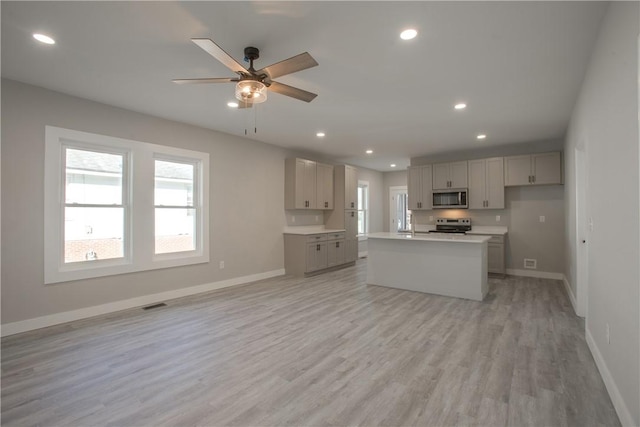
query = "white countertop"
xmin=466 ymin=226 xmax=508 ymax=235
xmin=367 ymin=232 xmax=490 ymax=244
xmin=283 ymin=226 xmax=346 ymax=235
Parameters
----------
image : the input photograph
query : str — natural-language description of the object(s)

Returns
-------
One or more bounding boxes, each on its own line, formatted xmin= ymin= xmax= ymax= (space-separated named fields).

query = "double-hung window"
xmin=357 ymin=181 xmax=369 ymax=235
xmin=45 ymin=126 xmax=209 ymax=284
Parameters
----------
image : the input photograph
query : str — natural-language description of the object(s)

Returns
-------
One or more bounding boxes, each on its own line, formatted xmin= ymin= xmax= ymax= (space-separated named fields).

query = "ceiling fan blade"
xmin=257 ymin=52 xmax=318 ymax=79
xmin=268 ymin=81 xmax=317 ymax=102
xmin=191 ymin=38 xmax=247 ymax=74
xmin=238 ymin=100 xmax=253 ymax=109
xmin=172 ymin=78 xmax=237 ymax=84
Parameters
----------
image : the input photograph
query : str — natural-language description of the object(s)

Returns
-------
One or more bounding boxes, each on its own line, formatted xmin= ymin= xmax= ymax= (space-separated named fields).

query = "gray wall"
xmin=563 ymin=2 xmax=639 ymax=424
xmin=382 ymin=170 xmax=408 ymax=232
xmin=410 ymin=142 xmax=565 ymax=274
xmin=1 ymin=79 xmax=293 ymax=324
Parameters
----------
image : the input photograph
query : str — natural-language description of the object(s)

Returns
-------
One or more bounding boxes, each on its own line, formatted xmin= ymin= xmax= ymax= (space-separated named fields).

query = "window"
xmin=390 ymin=186 xmax=411 ymax=232
xmin=357 ymin=181 xmax=369 ymax=235
xmin=45 ymin=126 xmax=209 ymax=284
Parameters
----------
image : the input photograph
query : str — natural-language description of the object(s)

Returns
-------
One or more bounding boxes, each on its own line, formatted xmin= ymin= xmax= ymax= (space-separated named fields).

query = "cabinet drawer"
xmin=306 ymin=234 xmax=327 ymax=243
xmin=327 ymin=232 xmax=345 ymax=241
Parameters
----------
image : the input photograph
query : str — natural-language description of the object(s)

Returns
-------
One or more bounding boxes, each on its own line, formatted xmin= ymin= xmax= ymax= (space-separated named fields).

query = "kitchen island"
xmin=366 ymin=232 xmax=491 ymax=301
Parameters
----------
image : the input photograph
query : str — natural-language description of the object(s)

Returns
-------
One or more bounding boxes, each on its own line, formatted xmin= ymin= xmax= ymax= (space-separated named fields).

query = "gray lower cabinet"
xmin=474 ymin=234 xmax=506 ymax=275
xmin=284 ymin=232 xmax=349 ymax=276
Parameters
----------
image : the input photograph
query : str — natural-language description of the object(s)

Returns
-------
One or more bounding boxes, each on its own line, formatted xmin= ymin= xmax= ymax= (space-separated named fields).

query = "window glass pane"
xmin=155 ymin=160 xmax=194 ymax=207
xmin=65 ymin=149 xmax=123 ymax=205
xmin=155 ymin=208 xmax=196 ymax=254
xmin=358 ymin=210 xmax=365 ymax=234
xmin=64 ymin=207 xmax=123 ymax=263
xmin=357 ymin=186 xmax=364 ymax=210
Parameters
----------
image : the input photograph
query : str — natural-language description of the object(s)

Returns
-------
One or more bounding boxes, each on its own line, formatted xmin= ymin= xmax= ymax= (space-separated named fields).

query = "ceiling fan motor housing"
xmin=244 ymin=47 xmax=260 ymax=62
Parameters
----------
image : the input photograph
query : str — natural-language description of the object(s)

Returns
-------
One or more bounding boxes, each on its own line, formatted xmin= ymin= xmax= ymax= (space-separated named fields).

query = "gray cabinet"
xmin=468 ymin=157 xmax=504 ymax=209
xmin=473 ymin=234 xmax=506 ymax=275
xmin=316 ymin=163 xmax=334 ymax=210
xmin=325 ymin=164 xmax=359 ymax=264
xmin=433 ymin=161 xmax=468 ymax=189
xmin=284 ymin=231 xmax=349 ymax=276
xmin=504 ymin=152 xmax=562 ymax=186
xmin=407 ymin=165 xmax=433 ymax=210
xmin=344 ymin=210 xmax=358 ymax=263
xmin=285 ymin=158 xmax=335 ymax=210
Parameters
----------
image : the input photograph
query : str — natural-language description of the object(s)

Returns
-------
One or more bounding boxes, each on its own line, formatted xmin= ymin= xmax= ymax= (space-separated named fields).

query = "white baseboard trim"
xmin=1 ymin=269 xmax=285 ymax=337
xmin=562 ymin=275 xmax=581 ymax=317
xmin=585 ymin=327 xmax=635 ymax=427
xmin=506 ymin=268 xmax=564 ymax=280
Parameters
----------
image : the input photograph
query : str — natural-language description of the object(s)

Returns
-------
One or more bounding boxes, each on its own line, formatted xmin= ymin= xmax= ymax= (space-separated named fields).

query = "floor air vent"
xmin=524 ymin=258 xmax=537 ymax=269
xmin=143 ymin=303 xmax=167 ymax=310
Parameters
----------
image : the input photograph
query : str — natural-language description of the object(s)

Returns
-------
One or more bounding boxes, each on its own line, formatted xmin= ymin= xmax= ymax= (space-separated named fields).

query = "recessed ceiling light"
xmin=227 ymin=102 xmax=239 ymax=108
xmin=477 ymin=134 xmax=487 ymax=140
xmin=454 ymin=103 xmax=467 ymax=110
xmin=366 ymin=149 xmax=373 ymax=154
xmin=400 ymin=29 xmax=417 ymax=40
xmin=33 ymin=33 xmax=55 ymax=45
xmin=316 ymin=132 xmax=325 ymax=137
xmin=390 ymin=164 xmax=397 ymax=168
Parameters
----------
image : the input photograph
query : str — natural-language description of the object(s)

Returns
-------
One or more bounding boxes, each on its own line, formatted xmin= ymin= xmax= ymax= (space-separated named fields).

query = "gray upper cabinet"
xmin=433 ymin=161 xmax=468 ymax=189
xmin=468 ymin=157 xmax=504 ymax=209
xmin=343 ymin=165 xmax=358 ymax=210
xmin=504 ymin=152 xmax=562 ymax=186
xmin=407 ymin=165 xmax=433 ymax=210
xmin=285 ymin=158 xmax=334 ymax=210
xmin=316 ymin=163 xmax=334 ymax=210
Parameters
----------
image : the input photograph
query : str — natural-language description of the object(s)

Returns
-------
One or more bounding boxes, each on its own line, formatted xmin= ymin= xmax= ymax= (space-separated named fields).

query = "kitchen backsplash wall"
xmin=284 ymin=210 xmax=325 ymax=227
xmin=412 ymin=185 xmax=565 ymax=274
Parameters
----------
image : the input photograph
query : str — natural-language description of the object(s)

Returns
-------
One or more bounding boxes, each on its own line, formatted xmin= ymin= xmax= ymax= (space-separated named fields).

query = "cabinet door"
xmin=420 ymin=165 xmax=433 ymax=209
xmin=304 ymin=160 xmax=317 ymax=209
xmin=344 ymin=210 xmax=358 ymax=262
xmin=407 ymin=167 xmax=423 ymax=210
xmin=344 ymin=165 xmax=358 ymax=209
xmin=292 ymin=159 xmax=307 ymax=209
xmin=532 ymin=152 xmax=561 ymax=185
xmin=488 ymin=243 xmax=505 ymax=274
xmin=486 ymin=157 xmax=505 ymax=209
xmin=327 ymin=240 xmax=346 ymax=267
xmin=449 ymin=161 xmax=468 ymax=188
xmin=306 ymin=241 xmax=328 ymax=272
xmin=432 ymin=163 xmax=450 ymax=190
xmin=504 ymin=155 xmax=532 ymax=186
xmin=468 ymin=159 xmax=486 ymax=209
xmin=316 ymin=163 xmax=334 ymax=210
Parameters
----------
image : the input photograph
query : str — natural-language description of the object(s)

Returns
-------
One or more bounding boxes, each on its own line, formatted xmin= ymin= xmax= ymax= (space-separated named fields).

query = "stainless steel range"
xmin=428 ymin=218 xmax=471 ymax=234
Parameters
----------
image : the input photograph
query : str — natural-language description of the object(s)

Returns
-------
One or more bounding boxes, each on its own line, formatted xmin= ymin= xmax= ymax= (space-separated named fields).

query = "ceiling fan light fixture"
xmin=235 ymin=80 xmax=267 ymax=104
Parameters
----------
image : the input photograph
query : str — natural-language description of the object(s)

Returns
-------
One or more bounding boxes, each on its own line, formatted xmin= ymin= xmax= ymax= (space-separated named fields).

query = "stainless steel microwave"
xmin=432 ymin=189 xmax=468 ymax=209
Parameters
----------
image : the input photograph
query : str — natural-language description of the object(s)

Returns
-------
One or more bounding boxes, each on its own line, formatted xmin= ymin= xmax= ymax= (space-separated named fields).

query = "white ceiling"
xmin=2 ymin=1 xmax=607 ymax=171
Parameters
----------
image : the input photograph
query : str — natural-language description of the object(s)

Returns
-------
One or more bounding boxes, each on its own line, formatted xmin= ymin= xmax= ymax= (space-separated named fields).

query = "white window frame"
xmin=357 ymin=180 xmax=369 ymax=235
xmin=44 ymin=126 xmax=209 ymax=284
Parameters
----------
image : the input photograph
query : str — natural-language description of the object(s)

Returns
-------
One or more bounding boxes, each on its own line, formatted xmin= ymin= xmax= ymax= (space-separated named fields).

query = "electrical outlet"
xmin=496 ymin=215 xmax=500 ymax=222
xmin=292 ymin=216 xmax=296 ymax=223
xmin=429 ymin=216 xmax=434 ymax=222
xmin=315 ymin=215 xmax=319 ymax=222
xmin=539 ymin=215 xmax=546 ymax=223
xmin=219 ymin=261 xmax=225 ymax=269
xmin=589 ymin=217 xmax=594 ymax=231
xmin=606 ymin=323 xmax=610 ymax=344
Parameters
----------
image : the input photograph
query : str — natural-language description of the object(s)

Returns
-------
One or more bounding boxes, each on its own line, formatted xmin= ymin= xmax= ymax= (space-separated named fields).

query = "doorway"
xmin=389 ymin=186 xmax=411 ymax=232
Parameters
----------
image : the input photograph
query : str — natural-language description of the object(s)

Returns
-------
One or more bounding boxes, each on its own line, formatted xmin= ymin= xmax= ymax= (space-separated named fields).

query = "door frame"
xmin=575 ymin=146 xmax=588 ymax=317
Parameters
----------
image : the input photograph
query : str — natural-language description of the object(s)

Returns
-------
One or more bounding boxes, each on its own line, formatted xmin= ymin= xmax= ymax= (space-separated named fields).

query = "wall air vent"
xmin=524 ymin=259 xmax=537 ymax=269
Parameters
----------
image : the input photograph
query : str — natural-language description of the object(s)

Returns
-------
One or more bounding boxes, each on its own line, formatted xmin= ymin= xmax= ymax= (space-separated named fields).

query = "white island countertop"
xmin=466 ymin=226 xmax=508 ymax=235
xmin=283 ymin=226 xmax=345 ymax=235
xmin=367 ymin=232 xmax=490 ymax=244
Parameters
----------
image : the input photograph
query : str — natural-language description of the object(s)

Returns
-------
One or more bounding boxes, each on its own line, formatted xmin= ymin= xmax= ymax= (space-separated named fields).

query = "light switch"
xmin=496 ymin=215 xmax=500 ymax=222
xmin=539 ymin=215 xmax=546 ymax=223
xmin=589 ymin=217 xmax=594 ymax=231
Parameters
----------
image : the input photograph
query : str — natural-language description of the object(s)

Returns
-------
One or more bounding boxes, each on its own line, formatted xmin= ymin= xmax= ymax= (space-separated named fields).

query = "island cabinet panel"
xmin=433 ymin=161 xmax=468 ymax=189
xmin=407 ymin=165 xmax=432 ymax=210
xmin=316 ymin=163 xmax=334 ymax=210
xmin=285 ymin=158 xmax=318 ymax=209
xmin=504 ymin=151 xmax=562 ymax=186
xmin=468 ymin=157 xmax=504 ymax=209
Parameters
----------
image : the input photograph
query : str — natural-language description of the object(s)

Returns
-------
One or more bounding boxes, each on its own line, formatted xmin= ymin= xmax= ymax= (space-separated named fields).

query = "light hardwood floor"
xmin=2 ymin=260 xmax=620 ymax=426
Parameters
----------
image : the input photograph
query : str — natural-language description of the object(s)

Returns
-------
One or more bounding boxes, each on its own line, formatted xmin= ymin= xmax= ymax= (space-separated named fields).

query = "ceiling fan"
xmin=173 ymin=38 xmax=318 ymax=108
